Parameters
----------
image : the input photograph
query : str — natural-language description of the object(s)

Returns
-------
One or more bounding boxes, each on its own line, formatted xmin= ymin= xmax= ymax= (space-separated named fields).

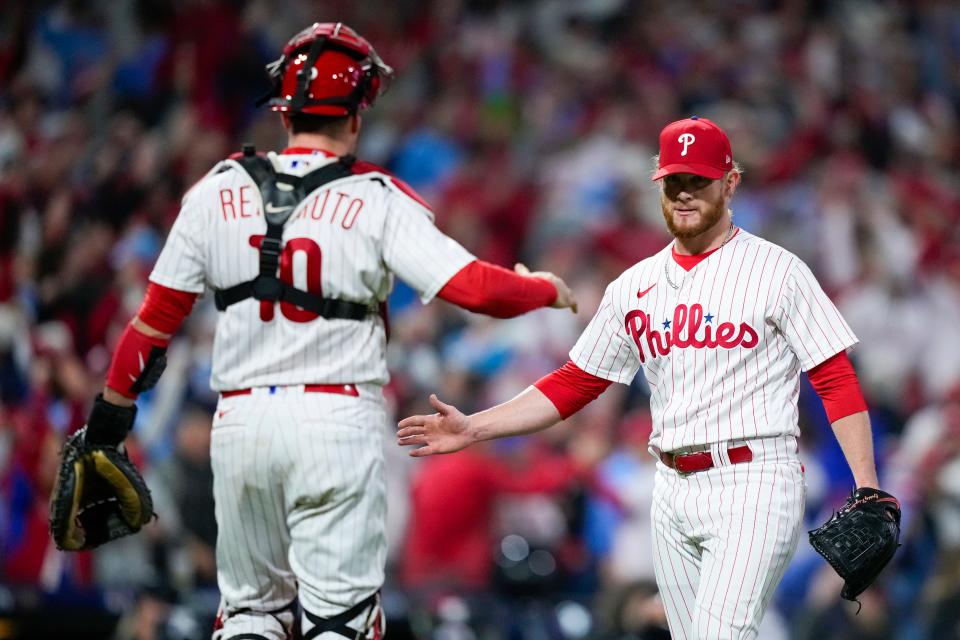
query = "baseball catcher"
xmin=49 ymin=394 xmax=154 ymax=551
xmin=48 ymin=19 xmax=578 ymax=639
xmin=809 ymin=487 xmax=901 ymax=603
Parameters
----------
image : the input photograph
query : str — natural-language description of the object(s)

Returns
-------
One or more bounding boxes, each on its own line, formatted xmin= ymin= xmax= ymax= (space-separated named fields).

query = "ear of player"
xmin=49 ymin=395 xmax=155 ymax=551
xmin=808 ymin=486 xmax=901 ymax=603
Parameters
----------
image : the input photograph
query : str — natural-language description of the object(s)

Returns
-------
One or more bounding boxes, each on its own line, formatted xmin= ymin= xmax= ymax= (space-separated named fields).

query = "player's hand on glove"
xmin=397 ymin=394 xmax=475 ymax=457
xmin=514 ymin=263 xmax=578 ymax=314
xmin=49 ymin=394 xmax=155 ymax=551
xmin=808 ymin=486 xmax=901 ymax=603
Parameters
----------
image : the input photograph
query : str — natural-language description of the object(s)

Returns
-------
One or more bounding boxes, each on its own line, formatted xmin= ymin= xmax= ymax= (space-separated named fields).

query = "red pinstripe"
xmin=758 ymin=463 xmax=791 ymax=618
xmin=732 ymin=459 xmax=772 ymax=632
xmin=793 ymin=280 xmax=855 ymax=364
xmin=792 ymin=284 xmax=836 ymax=356
xmin=583 ymin=300 xmax=615 ymax=367
xmin=654 ymin=475 xmax=692 ymax=637
xmin=670 ymin=482 xmax=698 ymax=631
xmin=728 ymin=242 xmax=749 ymax=436
xmin=759 ymin=250 xmax=783 ymax=438
xmin=590 ymin=321 xmax=622 ymax=378
xmin=708 ymin=463 xmax=742 ymax=638
xmin=676 ymin=251 xmax=704 ymax=446
xmin=712 ymin=242 xmax=736 ymax=445
xmin=614 ymin=269 xmax=642 ymax=380
xmin=797 ymin=263 xmax=852 ymax=331
xmin=744 ymin=246 xmax=764 ymax=438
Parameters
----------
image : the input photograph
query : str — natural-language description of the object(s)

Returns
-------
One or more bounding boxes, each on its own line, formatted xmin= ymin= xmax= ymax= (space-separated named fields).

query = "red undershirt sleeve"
xmin=807 ymin=351 xmax=868 ymax=423
xmin=137 ymin=282 xmax=199 ymax=334
xmin=436 ymin=259 xmax=557 ymax=318
xmin=105 ymin=283 xmax=198 ymax=398
xmin=534 ymin=360 xmax=613 ymax=420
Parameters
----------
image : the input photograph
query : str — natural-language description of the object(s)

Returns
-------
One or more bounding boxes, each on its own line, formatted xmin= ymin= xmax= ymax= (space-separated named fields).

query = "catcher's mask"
xmin=261 ymin=22 xmax=393 ymax=116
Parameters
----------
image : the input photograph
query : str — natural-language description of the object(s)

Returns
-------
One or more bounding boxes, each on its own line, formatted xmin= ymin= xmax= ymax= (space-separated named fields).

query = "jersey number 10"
xmin=248 ymin=234 xmax=322 ymax=323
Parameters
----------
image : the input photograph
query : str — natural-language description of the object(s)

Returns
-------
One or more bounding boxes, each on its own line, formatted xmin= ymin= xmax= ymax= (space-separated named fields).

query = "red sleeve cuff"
xmin=534 ymin=360 xmax=613 ymax=419
xmin=808 ymin=351 xmax=868 ymax=423
xmin=437 ymin=260 xmax=557 ymax=318
xmin=139 ymin=282 xmax=198 ymax=334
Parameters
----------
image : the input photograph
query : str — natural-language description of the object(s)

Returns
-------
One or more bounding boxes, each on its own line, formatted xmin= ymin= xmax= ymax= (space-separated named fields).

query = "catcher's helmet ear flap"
xmin=262 ymin=22 xmax=393 ymax=117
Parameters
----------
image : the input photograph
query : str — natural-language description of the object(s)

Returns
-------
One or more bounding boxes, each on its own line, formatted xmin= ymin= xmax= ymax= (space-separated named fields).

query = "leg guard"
xmin=214 ymin=598 xmax=297 ymax=640
xmin=301 ymin=593 xmax=383 ymax=640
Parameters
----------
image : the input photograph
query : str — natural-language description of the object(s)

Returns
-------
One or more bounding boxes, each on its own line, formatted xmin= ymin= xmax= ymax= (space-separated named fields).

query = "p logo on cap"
xmin=653 ymin=117 xmax=733 ymax=181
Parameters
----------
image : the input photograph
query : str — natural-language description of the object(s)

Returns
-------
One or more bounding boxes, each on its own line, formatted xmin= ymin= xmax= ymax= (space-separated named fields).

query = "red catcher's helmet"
xmin=263 ymin=22 xmax=393 ymax=116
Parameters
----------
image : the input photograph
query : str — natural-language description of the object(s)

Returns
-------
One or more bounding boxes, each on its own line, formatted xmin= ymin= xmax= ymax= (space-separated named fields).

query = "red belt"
xmin=221 ymin=384 xmax=359 ymax=398
xmin=660 ymin=444 xmax=753 ymax=474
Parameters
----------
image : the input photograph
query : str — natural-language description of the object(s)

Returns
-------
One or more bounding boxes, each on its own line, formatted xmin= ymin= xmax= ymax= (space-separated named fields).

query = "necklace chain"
xmin=664 ymin=221 xmax=736 ymax=290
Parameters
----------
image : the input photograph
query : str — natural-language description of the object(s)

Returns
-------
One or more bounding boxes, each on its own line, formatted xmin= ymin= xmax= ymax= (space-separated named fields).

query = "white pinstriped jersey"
xmin=150 ymin=151 xmax=475 ymax=391
xmin=570 ymin=229 xmax=858 ymax=452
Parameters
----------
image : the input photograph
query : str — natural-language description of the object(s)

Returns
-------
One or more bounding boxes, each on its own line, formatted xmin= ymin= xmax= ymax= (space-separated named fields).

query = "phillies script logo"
xmin=624 ymin=303 xmax=759 ymax=363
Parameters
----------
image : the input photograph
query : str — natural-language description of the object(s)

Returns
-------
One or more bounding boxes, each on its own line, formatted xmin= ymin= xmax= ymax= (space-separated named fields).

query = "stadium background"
xmin=1 ymin=0 xmax=959 ymax=638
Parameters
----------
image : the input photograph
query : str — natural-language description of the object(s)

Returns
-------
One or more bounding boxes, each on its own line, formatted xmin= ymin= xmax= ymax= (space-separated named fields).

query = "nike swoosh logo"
xmin=265 ymin=203 xmax=292 ymax=214
xmin=637 ymin=283 xmax=656 ymax=299
xmin=217 ymin=408 xmax=234 ymax=419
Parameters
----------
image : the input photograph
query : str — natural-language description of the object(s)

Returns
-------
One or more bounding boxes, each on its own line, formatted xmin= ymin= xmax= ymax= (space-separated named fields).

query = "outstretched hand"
xmin=514 ymin=263 xmax=578 ymax=314
xmin=396 ymin=394 xmax=475 ymax=457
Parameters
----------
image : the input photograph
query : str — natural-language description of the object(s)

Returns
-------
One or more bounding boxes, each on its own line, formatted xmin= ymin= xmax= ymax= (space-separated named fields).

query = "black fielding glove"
xmin=809 ymin=487 xmax=901 ymax=603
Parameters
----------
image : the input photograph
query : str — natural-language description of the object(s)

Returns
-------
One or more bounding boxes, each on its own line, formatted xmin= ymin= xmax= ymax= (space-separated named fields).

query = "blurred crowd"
xmin=1 ymin=0 xmax=959 ymax=638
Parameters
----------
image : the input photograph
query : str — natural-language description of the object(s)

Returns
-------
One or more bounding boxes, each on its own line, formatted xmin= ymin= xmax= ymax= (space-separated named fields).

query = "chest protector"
xmin=213 ymin=145 xmax=372 ymax=321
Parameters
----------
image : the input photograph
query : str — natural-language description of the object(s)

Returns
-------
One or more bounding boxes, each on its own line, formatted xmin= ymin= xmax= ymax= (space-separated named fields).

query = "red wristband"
xmin=105 ymin=324 xmax=171 ymax=399
xmin=105 ymin=283 xmax=195 ymax=399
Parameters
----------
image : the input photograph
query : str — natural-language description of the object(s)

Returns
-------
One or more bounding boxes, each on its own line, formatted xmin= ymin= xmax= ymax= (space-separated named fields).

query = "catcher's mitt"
xmin=808 ymin=487 xmax=901 ymax=602
xmin=49 ymin=395 xmax=154 ymax=551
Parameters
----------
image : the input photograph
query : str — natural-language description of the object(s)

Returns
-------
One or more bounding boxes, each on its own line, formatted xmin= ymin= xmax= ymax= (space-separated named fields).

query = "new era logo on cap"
xmin=652 ymin=116 xmax=733 ymax=181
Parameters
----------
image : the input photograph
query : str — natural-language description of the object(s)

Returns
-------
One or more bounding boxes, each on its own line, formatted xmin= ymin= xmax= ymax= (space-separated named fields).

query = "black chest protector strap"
xmin=214 ymin=147 xmax=371 ymax=321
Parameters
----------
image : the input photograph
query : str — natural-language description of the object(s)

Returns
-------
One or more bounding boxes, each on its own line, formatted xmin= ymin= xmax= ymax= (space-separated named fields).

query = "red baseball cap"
xmin=652 ymin=116 xmax=733 ymax=181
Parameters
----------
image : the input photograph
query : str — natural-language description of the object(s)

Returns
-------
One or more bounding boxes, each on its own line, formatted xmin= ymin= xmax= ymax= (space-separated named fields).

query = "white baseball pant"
xmin=651 ymin=435 xmax=806 ymax=640
xmin=210 ymin=384 xmax=387 ymax=639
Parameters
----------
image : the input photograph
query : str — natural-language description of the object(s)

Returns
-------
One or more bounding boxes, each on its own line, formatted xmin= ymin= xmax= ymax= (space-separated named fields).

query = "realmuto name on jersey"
xmin=624 ymin=303 xmax=759 ymax=363
xmin=219 ymin=186 xmax=365 ymax=229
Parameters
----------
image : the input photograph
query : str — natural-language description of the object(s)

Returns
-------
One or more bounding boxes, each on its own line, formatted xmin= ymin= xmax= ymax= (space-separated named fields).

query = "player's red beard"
xmin=660 ymin=191 xmax=726 ymax=240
